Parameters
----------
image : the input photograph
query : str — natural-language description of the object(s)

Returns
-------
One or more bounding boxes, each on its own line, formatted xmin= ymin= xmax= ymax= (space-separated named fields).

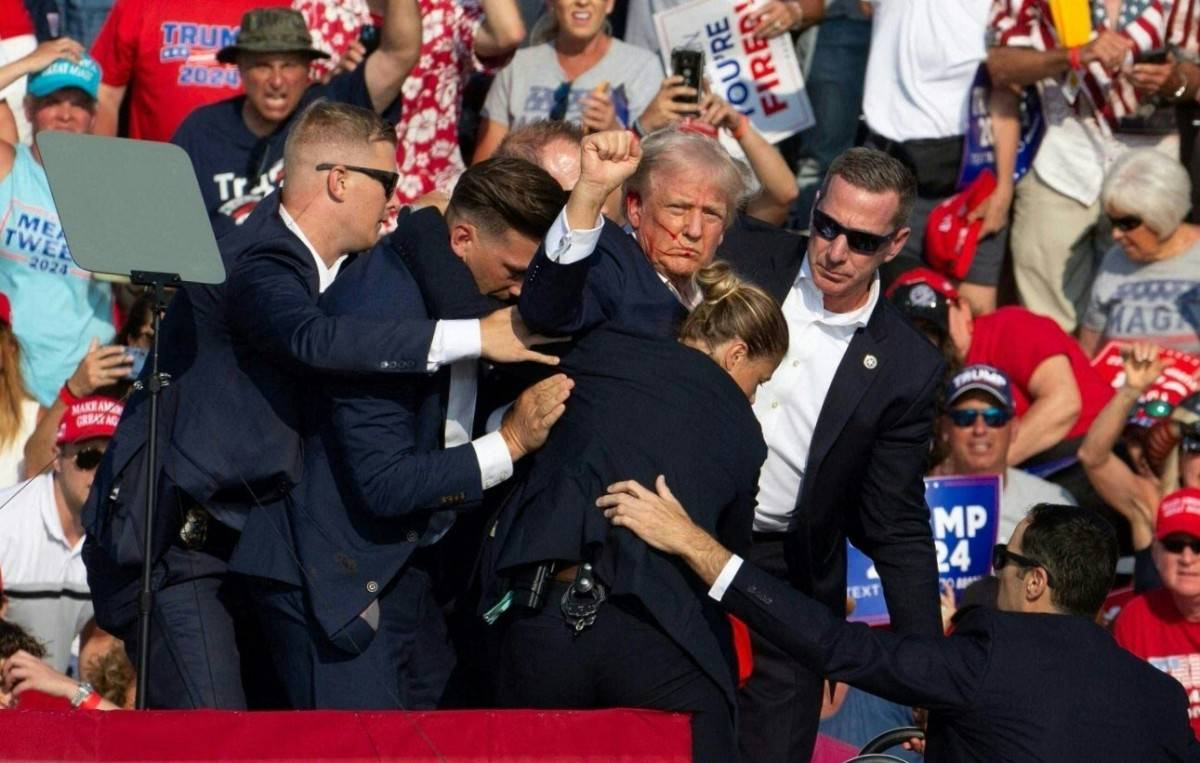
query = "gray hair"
xmin=625 ymin=126 xmax=755 ymax=226
xmin=820 ymin=147 xmax=916 ymax=231
xmin=1101 ymin=148 xmax=1192 ymax=237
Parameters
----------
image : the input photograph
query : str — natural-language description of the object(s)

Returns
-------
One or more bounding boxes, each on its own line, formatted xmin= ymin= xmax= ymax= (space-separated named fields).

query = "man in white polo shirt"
xmin=0 ymin=395 xmax=122 ymax=672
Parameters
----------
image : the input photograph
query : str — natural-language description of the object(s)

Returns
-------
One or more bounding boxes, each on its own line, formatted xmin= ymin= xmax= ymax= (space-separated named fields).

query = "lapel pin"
xmin=863 ymin=354 xmax=878 ymax=370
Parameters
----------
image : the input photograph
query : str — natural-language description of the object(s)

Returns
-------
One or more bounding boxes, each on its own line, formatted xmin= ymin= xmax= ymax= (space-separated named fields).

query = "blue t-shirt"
xmin=172 ymin=67 xmax=383 ymax=237
xmin=0 ymin=144 xmax=114 ymax=406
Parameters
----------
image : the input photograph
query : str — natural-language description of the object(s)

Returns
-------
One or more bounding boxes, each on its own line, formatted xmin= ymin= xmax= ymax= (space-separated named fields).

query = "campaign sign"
xmin=653 ymin=0 xmax=814 ymax=144
xmin=847 ymin=474 xmax=1000 ymax=626
xmin=957 ymin=66 xmax=1045 ymax=191
xmin=1091 ymin=341 xmax=1200 ymax=407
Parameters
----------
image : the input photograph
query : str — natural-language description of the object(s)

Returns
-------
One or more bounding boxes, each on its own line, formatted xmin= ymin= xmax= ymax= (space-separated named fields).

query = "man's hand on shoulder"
xmin=480 ymin=306 xmax=567 ymax=366
xmin=499 ymin=373 xmax=573 ymax=461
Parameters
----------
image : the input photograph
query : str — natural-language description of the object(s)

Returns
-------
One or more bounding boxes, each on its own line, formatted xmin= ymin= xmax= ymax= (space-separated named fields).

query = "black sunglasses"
xmin=315 ymin=163 xmax=399 ymax=198
xmin=72 ymin=447 xmax=104 ymax=471
xmin=549 ymin=80 xmax=573 ymax=121
xmin=948 ymin=406 xmax=1012 ymax=428
xmin=1182 ymin=434 xmax=1200 ymax=454
xmin=992 ymin=543 xmax=1056 ymax=587
xmin=1108 ymin=214 xmax=1143 ymax=232
xmin=1161 ymin=536 xmax=1200 ymax=554
xmin=811 ymin=208 xmax=897 ymax=254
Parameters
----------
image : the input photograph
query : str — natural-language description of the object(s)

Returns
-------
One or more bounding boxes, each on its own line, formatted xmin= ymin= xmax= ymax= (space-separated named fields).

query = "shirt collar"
xmin=278 ymin=205 xmax=347 ymax=294
xmin=795 ymin=257 xmax=879 ymax=328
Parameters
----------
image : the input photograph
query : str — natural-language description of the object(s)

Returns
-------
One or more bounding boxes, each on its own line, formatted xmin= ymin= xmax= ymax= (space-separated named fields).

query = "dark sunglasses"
xmin=72 ymin=447 xmax=104 ymax=471
xmin=811 ymin=208 xmax=897 ymax=254
xmin=1182 ymin=434 xmax=1200 ymax=454
xmin=992 ymin=543 xmax=1056 ymax=587
xmin=1108 ymin=214 xmax=1143 ymax=232
xmin=549 ymin=80 xmax=573 ymax=121
xmin=315 ymin=163 xmax=399 ymax=198
xmin=948 ymin=406 xmax=1012 ymax=428
xmin=1161 ymin=536 xmax=1200 ymax=554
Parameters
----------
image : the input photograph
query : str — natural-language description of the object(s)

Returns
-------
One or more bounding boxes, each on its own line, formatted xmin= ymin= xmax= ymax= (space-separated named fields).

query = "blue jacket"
xmin=230 ymin=210 xmax=485 ymax=651
xmin=723 ymin=560 xmax=1199 ymax=762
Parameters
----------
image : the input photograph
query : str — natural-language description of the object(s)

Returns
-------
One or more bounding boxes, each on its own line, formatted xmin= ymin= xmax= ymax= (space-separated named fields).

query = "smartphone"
xmin=125 ymin=346 xmax=148 ymax=380
xmin=1139 ymin=48 xmax=1169 ymax=64
xmin=671 ymin=48 xmax=703 ymax=104
xmin=359 ymin=24 xmax=381 ymax=56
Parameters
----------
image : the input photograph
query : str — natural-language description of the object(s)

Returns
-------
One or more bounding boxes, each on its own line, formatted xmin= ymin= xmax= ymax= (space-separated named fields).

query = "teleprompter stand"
xmin=38 ymin=133 xmax=226 ymax=709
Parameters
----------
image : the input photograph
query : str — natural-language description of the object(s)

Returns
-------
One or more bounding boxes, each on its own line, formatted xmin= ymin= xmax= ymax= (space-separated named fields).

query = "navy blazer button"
xmin=366 ymin=580 xmax=379 ymax=593
xmin=379 ymin=361 xmax=389 ymax=369
xmin=405 ymin=530 xmax=419 ymax=543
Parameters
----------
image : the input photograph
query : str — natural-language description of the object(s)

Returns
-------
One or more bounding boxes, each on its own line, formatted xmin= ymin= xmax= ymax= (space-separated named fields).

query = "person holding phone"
xmin=473 ymin=0 xmax=664 ymax=161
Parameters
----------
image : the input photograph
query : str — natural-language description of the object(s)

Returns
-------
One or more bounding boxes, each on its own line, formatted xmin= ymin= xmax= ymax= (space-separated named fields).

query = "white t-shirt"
xmin=1000 ymin=467 xmax=1077 ymax=542
xmin=862 ymin=0 xmax=992 ymax=141
xmin=0 ymin=473 xmax=92 ymax=672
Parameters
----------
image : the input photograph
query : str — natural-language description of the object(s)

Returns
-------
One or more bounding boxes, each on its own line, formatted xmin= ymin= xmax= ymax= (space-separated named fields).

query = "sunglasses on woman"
xmin=810 ymin=208 xmax=897 ymax=255
xmin=948 ymin=407 xmax=1012 ymax=428
xmin=1108 ymin=214 xmax=1143 ymax=232
xmin=72 ymin=447 xmax=104 ymax=471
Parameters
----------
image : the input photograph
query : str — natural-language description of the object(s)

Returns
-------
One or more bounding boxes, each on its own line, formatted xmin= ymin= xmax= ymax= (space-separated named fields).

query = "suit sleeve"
xmin=722 ymin=561 xmax=988 ymax=711
xmin=226 ymin=251 xmax=436 ymax=375
xmin=323 ymin=376 xmax=484 ymax=519
xmin=848 ymin=358 xmax=945 ymax=636
xmin=518 ymin=230 xmax=628 ymax=336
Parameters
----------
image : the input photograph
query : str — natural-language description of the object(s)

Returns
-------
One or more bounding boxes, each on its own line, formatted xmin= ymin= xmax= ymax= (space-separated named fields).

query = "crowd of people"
xmin=0 ymin=0 xmax=1198 ymax=760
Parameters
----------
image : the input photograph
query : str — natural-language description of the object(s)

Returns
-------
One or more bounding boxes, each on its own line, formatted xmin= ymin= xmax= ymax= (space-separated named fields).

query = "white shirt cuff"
xmin=471 ymin=430 xmax=513 ymax=490
xmin=544 ymin=206 xmax=604 ymax=265
xmin=427 ymin=319 xmax=482 ymax=371
xmin=707 ymin=555 xmax=744 ymax=602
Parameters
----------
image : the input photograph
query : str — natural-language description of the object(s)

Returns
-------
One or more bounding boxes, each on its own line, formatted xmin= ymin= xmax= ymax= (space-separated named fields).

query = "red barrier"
xmin=1 ymin=708 xmax=692 ymax=762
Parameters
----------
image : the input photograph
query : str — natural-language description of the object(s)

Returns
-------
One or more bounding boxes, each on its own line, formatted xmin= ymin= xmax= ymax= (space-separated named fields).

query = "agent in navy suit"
xmin=229 ymin=158 xmax=571 ymax=709
xmin=486 ymin=266 xmax=788 ymax=763
xmin=82 ymin=104 xmax=552 ymax=709
xmin=519 ymin=133 xmax=943 ymax=761
xmin=600 ymin=496 xmax=1200 ymax=762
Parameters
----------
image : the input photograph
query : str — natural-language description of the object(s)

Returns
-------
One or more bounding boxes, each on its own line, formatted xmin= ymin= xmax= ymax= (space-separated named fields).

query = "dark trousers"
xmin=493 ymin=582 xmax=736 ymax=763
xmin=118 ymin=545 xmax=266 ymax=709
xmin=737 ymin=534 xmax=825 ymax=763
xmin=241 ymin=563 xmax=455 ymax=710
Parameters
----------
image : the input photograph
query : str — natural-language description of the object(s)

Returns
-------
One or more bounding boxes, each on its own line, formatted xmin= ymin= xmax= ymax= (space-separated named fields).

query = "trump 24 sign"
xmin=846 ymin=474 xmax=1000 ymax=626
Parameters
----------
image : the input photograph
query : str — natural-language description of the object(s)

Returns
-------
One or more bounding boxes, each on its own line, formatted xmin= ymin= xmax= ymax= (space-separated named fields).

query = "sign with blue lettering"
xmin=846 ymin=474 xmax=1000 ymax=626
xmin=957 ymin=66 xmax=1044 ymax=191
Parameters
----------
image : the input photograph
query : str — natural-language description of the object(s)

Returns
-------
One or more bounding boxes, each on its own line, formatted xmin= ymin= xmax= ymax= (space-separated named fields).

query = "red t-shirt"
xmin=89 ymin=0 xmax=289 ymax=142
xmin=0 ymin=0 xmax=33 ymax=39
xmin=965 ymin=307 xmax=1113 ymax=440
xmin=1114 ymin=588 xmax=1200 ymax=739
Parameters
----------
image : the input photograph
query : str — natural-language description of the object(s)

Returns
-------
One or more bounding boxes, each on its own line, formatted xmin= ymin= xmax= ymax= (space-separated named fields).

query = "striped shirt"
xmin=0 ymin=474 xmax=92 ymax=673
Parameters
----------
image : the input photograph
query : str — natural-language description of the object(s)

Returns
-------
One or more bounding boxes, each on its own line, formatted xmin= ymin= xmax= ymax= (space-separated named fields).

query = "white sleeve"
xmin=427 ymin=319 xmax=482 ymax=371
xmin=471 ymin=430 xmax=514 ymax=490
xmin=543 ymin=206 xmax=604 ymax=265
xmin=707 ymin=555 xmax=745 ymax=602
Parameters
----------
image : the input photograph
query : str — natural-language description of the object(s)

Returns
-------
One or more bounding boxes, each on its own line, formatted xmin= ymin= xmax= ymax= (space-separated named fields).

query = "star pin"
xmin=863 ymin=354 xmax=878 ymax=370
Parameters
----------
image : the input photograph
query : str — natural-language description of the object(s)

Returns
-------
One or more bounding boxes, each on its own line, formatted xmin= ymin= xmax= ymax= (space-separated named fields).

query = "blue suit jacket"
xmin=518 ymin=220 xmax=688 ymax=339
xmin=483 ymin=327 xmax=764 ymax=712
xmin=230 ymin=211 xmax=485 ymax=650
xmin=82 ymin=194 xmax=438 ymax=628
xmin=723 ymin=561 xmax=1199 ymax=762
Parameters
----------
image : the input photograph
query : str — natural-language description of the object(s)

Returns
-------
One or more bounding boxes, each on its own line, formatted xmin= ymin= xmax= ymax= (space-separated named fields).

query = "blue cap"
xmin=946 ymin=364 xmax=1014 ymax=411
xmin=27 ymin=55 xmax=101 ymax=100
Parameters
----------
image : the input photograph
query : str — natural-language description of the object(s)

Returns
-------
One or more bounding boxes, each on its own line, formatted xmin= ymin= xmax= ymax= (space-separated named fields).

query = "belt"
xmin=552 ymin=562 xmax=582 ymax=583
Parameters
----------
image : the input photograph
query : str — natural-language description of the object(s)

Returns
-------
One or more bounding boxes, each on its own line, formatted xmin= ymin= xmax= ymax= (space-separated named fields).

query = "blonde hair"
xmin=0 ymin=324 xmax=29 ymax=449
xmin=282 ymin=100 xmax=396 ymax=171
xmin=679 ymin=263 xmax=788 ymax=360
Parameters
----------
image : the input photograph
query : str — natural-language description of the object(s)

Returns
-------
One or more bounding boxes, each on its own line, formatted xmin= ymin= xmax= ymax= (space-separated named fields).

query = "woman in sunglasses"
xmin=1078 ymin=342 xmax=1200 ymax=588
xmin=1079 ymin=148 xmax=1200 ymax=357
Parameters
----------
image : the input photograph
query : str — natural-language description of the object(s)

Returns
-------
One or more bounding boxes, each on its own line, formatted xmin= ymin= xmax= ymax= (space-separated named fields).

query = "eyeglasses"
xmin=811 ymin=208 xmax=897 ymax=255
xmin=992 ymin=543 xmax=1056 ymax=587
xmin=948 ymin=406 xmax=1012 ymax=428
xmin=1161 ymin=536 xmax=1200 ymax=554
xmin=549 ymin=81 xmax=573 ymax=121
xmin=315 ymin=163 xmax=399 ymax=198
xmin=72 ymin=447 xmax=104 ymax=471
xmin=1108 ymin=214 xmax=1143 ymax=232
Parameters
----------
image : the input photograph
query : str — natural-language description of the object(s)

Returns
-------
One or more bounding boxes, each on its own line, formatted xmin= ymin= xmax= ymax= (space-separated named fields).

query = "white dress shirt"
xmin=708 ymin=554 xmax=745 ymax=602
xmin=278 ymin=206 xmax=512 ymax=491
xmin=752 ymin=259 xmax=879 ymax=532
